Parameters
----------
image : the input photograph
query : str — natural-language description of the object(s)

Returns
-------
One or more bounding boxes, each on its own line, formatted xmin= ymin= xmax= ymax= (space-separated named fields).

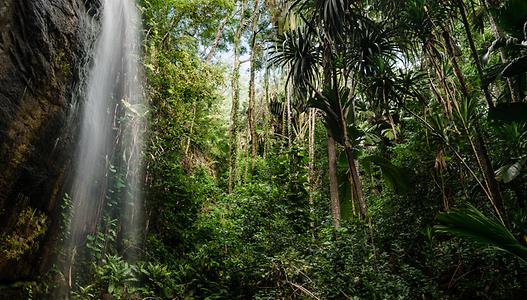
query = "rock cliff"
xmin=0 ymin=0 xmax=98 ymax=284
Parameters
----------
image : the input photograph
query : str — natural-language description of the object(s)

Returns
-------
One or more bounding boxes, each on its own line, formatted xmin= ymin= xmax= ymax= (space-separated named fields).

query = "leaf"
xmin=488 ymin=103 xmax=527 ymax=122
xmin=483 ymin=62 xmax=506 ymax=87
xmin=489 ymin=0 xmax=527 ymax=39
xmin=501 ymin=55 xmax=527 ymax=77
xmin=361 ymin=155 xmax=411 ymax=194
xmin=435 ymin=205 xmax=527 ymax=263
xmin=495 ymin=161 xmax=523 ymax=183
xmin=454 ymin=96 xmax=478 ymax=126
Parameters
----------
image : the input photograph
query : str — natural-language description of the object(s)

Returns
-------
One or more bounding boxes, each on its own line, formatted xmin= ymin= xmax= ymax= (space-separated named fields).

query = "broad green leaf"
xmin=435 ymin=206 xmax=527 ymax=263
xmin=495 ymin=161 xmax=523 ymax=183
xmin=361 ymin=155 xmax=411 ymax=194
xmin=501 ymin=56 xmax=527 ymax=78
xmin=488 ymin=103 xmax=527 ymax=122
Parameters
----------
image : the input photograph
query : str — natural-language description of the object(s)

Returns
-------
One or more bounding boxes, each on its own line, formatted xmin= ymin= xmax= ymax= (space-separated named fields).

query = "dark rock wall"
xmin=0 ymin=0 xmax=96 ymax=282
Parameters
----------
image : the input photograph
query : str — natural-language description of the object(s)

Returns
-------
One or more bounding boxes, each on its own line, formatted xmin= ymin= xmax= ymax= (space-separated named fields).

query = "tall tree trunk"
xmin=457 ymin=0 xmax=494 ymax=109
xmin=344 ymin=147 xmax=367 ymax=219
xmin=308 ymin=109 xmax=316 ymax=188
xmin=247 ymin=0 xmax=261 ymax=172
xmin=331 ymin=66 xmax=368 ymax=220
xmin=327 ymin=134 xmax=341 ymax=227
xmin=442 ymin=31 xmax=470 ymax=99
xmin=286 ymin=79 xmax=293 ymax=147
xmin=322 ymin=52 xmax=341 ymax=227
xmin=243 ymin=131 xmax=250 ymax=183
xmin=442 ymin=17 xmax=507 ymax=224
xmin=228 ymin=0 xmax=248 ymax=193
xmin=206 ymin=12 xmax=232 ymax=63
xmin=263 ymin=66 xmax=271 ymax=159
xmin=308 ymin=109 xmax=316 ymax=227
xmin=474 ymin=124 xmax=506 ymax=224
xmin=459 ymin=20 xmax=507 ymax=220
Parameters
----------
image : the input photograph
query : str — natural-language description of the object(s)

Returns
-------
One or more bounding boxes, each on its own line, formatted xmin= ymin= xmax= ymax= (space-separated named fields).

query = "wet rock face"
xmin=0 ymin=0 xmax=94 ymax=281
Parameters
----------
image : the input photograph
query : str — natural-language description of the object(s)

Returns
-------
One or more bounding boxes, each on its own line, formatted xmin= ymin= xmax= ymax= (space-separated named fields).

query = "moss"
xmin=0 ymin=281 xmax=40 ymax=300
xmin=53 ymin=49 xmax=71 ymax=76
xmin=0 ymin=207 xmax=48 ymax=261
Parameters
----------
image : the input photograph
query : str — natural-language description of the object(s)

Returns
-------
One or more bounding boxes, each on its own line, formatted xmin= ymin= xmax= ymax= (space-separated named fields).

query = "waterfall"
xmin=68 ymin=0 xmax=146 ymax=263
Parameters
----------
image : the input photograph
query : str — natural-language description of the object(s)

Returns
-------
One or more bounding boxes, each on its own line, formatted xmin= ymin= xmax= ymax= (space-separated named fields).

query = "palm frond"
xmin=489 ymin=0 xmax=527 ymax=39
xmin=269 ymin=26 xmax=321 ymax=93
xmin=435 ymin=205 xmax=527 ymax=263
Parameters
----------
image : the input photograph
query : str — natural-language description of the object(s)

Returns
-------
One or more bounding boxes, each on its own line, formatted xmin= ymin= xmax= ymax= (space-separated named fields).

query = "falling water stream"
xmin=66 ymin=0 xmax=146 ymax=286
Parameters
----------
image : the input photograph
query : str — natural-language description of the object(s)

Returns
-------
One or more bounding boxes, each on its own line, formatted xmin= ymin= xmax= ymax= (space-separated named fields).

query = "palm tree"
xmin=269 ymin=25 xmax=347 ymax=225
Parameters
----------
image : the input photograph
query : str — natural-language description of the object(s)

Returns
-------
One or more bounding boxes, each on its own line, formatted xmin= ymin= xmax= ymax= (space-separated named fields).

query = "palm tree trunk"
xmin=263 ymin=67 xmax=271 ymax=159
xmin=441 ymin=25 xmax=506 ymax=224
xmin=322 ymin=51 xmax=341 ymax=228
xmin=344 ymin=147 xmax=367 ymax=219
xmin=332 ymin=66 xmax=368 ymax=220
xmin=442 ymin=31 xmax=470 ymax=99
xmin=308 ymin=109 xmax=316 ymax=187
xmin=474 ymin=124 xmax=506 ymax=224
xmin=457 ymin=0 xmax=494 ymax=109
xmin=327 ymin=134 xmax=341 ymax=227
xmin=286 ymin=81 xmax=293 ymax=147
xmin=308 ymin=109 xmax=316 ymax=230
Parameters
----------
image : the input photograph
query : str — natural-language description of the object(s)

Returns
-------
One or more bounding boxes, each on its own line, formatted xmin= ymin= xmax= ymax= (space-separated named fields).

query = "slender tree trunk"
xmin=332 ymin=65 xmax=367 ymax=220
xmin=442 ymin=31 xmax=470 ymax=99
xmin=308 ymin=109 xmax=316 ymax=187
xmin=474 ymin=124 xmax=506 ymax=224
xmin=263 ymin=67 xmax=271 ymax=159
xmin=247 ymin=0 xmax=261 ymax=172
xmin=327 ymin=134 xmax=341 ymax=227
xmin=228 ymin=0 xmax=248 ymax=193
xmin=457 ymin=0 xmax=494 ymax=109
xmin=206 ymin=12 xmax=232 ymax=63
xmin=281 ymin=92 xmax=287 ymax=139
xmin=308 ymin=109 xmax=316 ymax=230
xmin=441 ymin=26 xmax=506 ymax=224
xmin=344 ymin=147 xmax=367 ymax=219
xmin=243 ymin=131 xmax=250 ymax=183
xmin=286 ymin=80 xmax=293 ymax=148
xmin=322 ymin=52 xmax=341 ymax=227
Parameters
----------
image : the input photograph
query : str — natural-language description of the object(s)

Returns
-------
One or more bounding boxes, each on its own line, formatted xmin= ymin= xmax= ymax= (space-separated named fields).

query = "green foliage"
xmin=435 ymin=205 xmax=527 ymax=263
xmin=69 ymin=249 xmax=177 ymax=299
xmin=489 ymin=103 xmax=527 ymax=122
xmin=361 ymin=154 xmax=411 ymax=194
xmin=60 ymin=193 xmax=72 ymax=241
xmin=0 ymin=207 xmax=47 ymax=261
xmin=489 ymin=0 xmax=527 ymax=39
xmin=136 ymin=262 xmax=176 ymax=297
xmin=95 ymin=255 xmax=138 ymax=298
